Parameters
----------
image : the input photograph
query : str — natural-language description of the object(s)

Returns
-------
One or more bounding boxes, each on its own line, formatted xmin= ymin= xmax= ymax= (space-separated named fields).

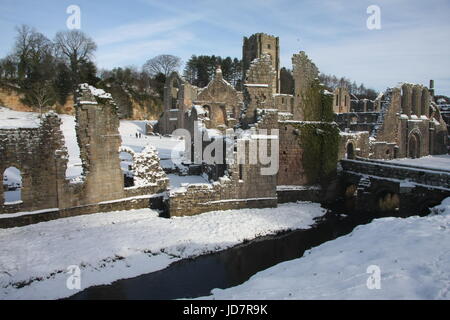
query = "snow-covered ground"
xmin=0 ymin=202 xmax=326 ymax=300
xmin=385 ymin=155 xmax=450 ymax=171
xmin=0 ymin=107 xmax=40 ymax=129
xmin=199 ymin=198 xmax=450 ymax=300
xmin=167 ymin=173 xmax=210 ymax=189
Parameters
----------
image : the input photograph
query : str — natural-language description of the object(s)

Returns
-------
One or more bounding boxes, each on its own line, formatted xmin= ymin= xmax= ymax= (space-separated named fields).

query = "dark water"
xmin=68 ymin=201 xmax=394 ymax=300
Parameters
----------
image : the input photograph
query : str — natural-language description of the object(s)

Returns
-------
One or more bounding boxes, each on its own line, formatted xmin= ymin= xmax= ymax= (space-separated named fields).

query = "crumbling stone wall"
xmin=60 ymin=84 xmax=125 ymax=207
xmin=278 ymin=121 xmax=339 ymax=186
xmin=159 ymin=72 xmax=199 ymax=135
xmin=370 ymin=85 xmax=437 ymax=159
xmin=335 ymin=82 xmax=448 ymax=160
xmin=333 ymin=87 xmax=350 ymax=113
xmin=119 ymin=145 xmax=169 ymax=198
xmin=169 ymin=109 xmax=279 ymax=217
xmin=338 ymin=131 xmax=370 ymax=160
xmin=1 ymin=84 xmax=169 ymax=219
xmin=274 ymin=94 xmax=294 ymax=114
xmin=242 ymin=54 xmax=276 ymax=127
xmin=243 ymin=33 xmax=280 ymax=94
xmin=0 ymin=112 xmax=65 ymax=213
xmin=194 ymin=67 xmax=241 ymax=129
xmin=292 ymin=51 xmax=320 ymax=121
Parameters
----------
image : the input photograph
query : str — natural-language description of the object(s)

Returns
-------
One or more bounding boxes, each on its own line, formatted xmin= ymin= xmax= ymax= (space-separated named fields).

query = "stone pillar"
xmin=412 ymin=85 xmax=422 ymax=116
xmin=75 ymin=84 xmax=125 ymax=204
xmin=401 ymin=84 xmax=412 ymax=116
xmin=421 ymin=88 xmax=430 ymax=117
xmin=429 ymin=79 xmax=435 ymax=97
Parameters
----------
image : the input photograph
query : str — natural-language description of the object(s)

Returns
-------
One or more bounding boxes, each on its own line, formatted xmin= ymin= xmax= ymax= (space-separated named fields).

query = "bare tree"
xmin=28 ymin=81 xmax=55 ymax=117
xmin=54 ymin=30 xmax=97 ymax=89
xmin=143 ymin=54 xmax=181 ymax=77
xmin=14 ymin=25 xmax=38 ymax=80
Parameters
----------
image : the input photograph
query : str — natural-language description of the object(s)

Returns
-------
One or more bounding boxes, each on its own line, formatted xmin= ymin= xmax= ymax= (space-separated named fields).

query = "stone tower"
xmin=242 ymin=33 xmax=280 ymax=94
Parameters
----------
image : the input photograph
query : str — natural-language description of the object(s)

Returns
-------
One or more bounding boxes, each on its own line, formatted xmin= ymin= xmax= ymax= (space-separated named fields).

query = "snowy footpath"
xmin=0 ymin=202 xmax=326 ymax=299
xmin=199 ymin=198 xmax=450 ymax=300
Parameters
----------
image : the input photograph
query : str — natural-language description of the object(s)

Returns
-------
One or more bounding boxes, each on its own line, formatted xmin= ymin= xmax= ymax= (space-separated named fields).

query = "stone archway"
xmin=376 ymin=190 xmax=400 ymax=213
xmin=119 ymin=147 xmax=136 ymax=188
xmin=203 ymin=105 xmax=211 ymax=119
xmin=346 ymin=142 xmax=355 ymax=159
xmin=408 ymin=132 xmax=421 ymax=159
xmin=2 ymin=166 xmax=23 ymax=204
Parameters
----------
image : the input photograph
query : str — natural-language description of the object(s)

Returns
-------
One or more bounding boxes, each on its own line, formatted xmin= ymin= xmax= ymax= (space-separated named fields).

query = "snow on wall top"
xmin=0 ymin=107 xmax=41 ymax=129
xmin=78 ymin=83 xmax=112 ymax=100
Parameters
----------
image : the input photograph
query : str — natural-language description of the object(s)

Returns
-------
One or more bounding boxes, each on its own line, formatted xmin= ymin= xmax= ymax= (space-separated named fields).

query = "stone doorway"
xmin=408 ymin=133 xmax=420 ymax=159
xmin=346 ymin=142 xmax=355 ymax=159
xmin=3 ymin=167 xmax=22 ymax=204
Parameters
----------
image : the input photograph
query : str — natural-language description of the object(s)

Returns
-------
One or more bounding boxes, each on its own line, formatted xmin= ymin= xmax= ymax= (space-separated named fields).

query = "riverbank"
xmin=198 ymin=198 xmax=450 ymax=300
xmin=0 ymin=202 xmax=326 ymax=299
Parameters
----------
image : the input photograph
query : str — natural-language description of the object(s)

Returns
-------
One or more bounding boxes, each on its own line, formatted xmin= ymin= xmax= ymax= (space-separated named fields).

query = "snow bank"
xmin=0 ymin=107 xmax=40 ymax=129
xmin=200 ymin=199 xmax=450 ymax=300
xmin=0 ymin=202 xmax=326 ymax=299
xmin=385 ymin=155 xmax=450 ymax=171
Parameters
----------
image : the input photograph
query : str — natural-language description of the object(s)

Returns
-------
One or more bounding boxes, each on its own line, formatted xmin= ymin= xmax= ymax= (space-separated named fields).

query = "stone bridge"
xmin=340 ymin=158 xmax=450 ymax=216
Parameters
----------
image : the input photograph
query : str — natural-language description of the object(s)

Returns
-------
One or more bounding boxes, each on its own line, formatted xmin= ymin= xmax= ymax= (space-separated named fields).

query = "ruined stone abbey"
xmin=1 ymin=33 xmax=448 ymax=227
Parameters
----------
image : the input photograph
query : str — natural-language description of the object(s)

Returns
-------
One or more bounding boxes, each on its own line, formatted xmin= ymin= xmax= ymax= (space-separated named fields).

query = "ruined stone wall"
xmin=274 ymin=94 xmax=294 ymax=113
xmin=195 ymin=67 xmax=241 ymax=129
xmin=429 ymin=103 xmax=449 ymax=154
xmin=338 ymin=131 xmax=370 ymax=160
xmin=242 ymin=33 xmax=280 ymax=94
xmin=158 ymin=72 xmax=199 ymax=135
xmin=242 ymin=55 xmax=276 ymax=127
xmin=278 ymin=121 xmax=339 ymax=186
xmin=292 ymin=52 xmax=322 ymax=121
xmin=371 ymin=86 xmax=433 ymax=159
xmin=169 ymin=109 xmax=279 ymax=217
xmin=60 ymin=85 xmax=125 ymax=206
xmin=333 ymin=87 xmax=350 ymax=113
xmin=119 ymin=145 xmax=169 ymax=198
xmin=0 ymin=112 xmax=65 ymax=213
xmin=2 ymin=84 xmax=169 ymax=219
xmin=334 ymin=112 xmax=379 ymax=134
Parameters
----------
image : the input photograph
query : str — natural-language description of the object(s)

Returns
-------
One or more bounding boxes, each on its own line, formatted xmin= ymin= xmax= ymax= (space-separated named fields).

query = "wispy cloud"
xmin=96 ymin=30 xmax=195 ymax=69
xmin=1 ymin=0 xmax=448 ymax=95
xmin=94 ymin=14 xmax=201 ymax=46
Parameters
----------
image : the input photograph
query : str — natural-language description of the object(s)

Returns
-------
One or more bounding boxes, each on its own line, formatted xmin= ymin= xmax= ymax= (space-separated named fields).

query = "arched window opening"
xmin=346 ymin=143 xmax=355 ymax=159
xmin=408 ymin=133 xmax=421 ymax=159
xmin=3 ymin=167 xmax=22 ymax=204
xmin=171 ymin=79 xmax=180 ymax=110
xmin=120 ymin=151 xmax=135 ymax=187
xmin=203 ymin=105 xmax=211 ymax=120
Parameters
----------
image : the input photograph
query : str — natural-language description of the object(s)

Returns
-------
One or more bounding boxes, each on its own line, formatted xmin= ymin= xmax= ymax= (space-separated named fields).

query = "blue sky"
xmin=1 ymin=0 xmax=449 ymax=95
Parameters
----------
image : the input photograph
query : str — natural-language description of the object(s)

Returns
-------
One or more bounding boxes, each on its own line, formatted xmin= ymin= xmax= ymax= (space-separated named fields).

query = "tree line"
xmin=318 ymin=73 xmax=378 ymax=100
xmin=183 ymin=55 xmax=243 ymax=89
xmin=0 ymin=25 xmax=184 ymax=114
xmin=279 ymin=68 xmax=378 ymax=100
xmin=0 ymin=24 xmax=378 ymax=114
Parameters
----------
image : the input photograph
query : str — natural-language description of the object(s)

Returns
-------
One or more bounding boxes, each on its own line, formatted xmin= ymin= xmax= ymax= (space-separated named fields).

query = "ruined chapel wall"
xmin=0 ymin=113 xmax=65 ymax=213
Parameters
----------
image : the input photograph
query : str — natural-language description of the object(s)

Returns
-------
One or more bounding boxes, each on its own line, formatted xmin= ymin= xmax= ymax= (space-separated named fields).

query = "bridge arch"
xmin=375 ymin=189 xmax=400 ymax=213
